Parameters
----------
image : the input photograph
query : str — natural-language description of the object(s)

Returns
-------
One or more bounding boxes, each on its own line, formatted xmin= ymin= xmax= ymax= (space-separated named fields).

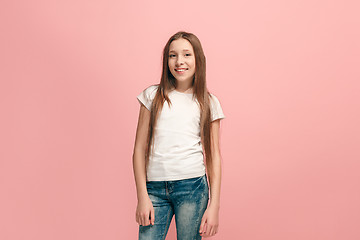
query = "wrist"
xmin=137 ymin=191 xmax=149 ymax=201
xmin=208 ymin=201 xmax=220 ymax=209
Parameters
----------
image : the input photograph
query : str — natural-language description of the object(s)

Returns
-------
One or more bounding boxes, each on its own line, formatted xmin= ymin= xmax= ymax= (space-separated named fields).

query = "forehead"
xmin=169 ymin=38 xmax=194 ymax=52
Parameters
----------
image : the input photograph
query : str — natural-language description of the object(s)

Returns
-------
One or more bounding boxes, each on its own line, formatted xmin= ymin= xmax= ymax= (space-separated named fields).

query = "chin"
xmin=176 ymin=78 xmax=191 ymax=82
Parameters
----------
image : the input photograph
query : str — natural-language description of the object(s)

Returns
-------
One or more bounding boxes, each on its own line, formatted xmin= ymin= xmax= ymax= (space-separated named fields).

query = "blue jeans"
xmin=139 ymin=174 xmax=209 ymax=240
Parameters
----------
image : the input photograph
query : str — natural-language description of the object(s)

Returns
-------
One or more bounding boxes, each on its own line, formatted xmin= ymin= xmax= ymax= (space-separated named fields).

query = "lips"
xmin=175 ymin=68 xmax=188 ymax=72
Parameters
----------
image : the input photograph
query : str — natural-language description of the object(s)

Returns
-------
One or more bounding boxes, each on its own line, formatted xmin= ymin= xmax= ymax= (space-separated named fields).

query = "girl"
xmin=132 ymin=31 xmax=225 ymax=240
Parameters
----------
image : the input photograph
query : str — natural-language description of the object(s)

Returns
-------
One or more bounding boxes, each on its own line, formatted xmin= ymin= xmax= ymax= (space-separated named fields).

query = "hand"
xmin=199 ymin=205 xmax=219 ymax=237
xmin=135 ymin=196 xmax=155 ymax=226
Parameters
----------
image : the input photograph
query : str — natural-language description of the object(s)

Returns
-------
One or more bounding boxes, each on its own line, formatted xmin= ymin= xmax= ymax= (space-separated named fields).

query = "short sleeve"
xmin=209 ymin=93 xmax=225 ymax=122
xmin=136 ymin=85 xmax=159 ymax=111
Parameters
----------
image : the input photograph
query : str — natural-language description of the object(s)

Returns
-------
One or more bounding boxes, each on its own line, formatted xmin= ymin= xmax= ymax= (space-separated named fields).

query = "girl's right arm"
xmin=132 ymin=104 xmax=155 ymax=226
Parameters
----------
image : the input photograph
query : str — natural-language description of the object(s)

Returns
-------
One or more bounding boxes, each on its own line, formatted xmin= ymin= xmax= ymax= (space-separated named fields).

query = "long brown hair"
xmin=146 ymin=31 xmax=214 ymax=174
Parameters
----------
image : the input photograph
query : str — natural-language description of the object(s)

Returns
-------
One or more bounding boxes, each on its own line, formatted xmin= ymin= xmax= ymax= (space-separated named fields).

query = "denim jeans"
xmin=139 ymin=174 xmax=209 ymax=240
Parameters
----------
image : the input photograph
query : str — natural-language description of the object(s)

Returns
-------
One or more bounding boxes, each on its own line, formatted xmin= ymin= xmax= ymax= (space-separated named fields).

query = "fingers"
xmin=200 ymin=223 xmax=218 ymax=237
xmin=150 ymin=207 xmax=155 ymax=225
xmin=136 ymin=208 xmax=155 ymax=226
xmin=144 ymin=211 xmax=150 ymax=226
xmin=200 ymin=223 xmax=207 ymax=237
xmin=208 ymin=224 xmax=218 ymax=236
xmin=136 ymin=211 xmax=150 ymax=226
xmin=199 ymin=217 xmax=206 ymax=235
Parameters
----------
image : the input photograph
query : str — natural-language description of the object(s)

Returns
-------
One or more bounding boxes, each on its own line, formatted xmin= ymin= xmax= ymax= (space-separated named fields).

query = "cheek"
xmin=191 ymin=60 xmax=196 ymax=70
xmin=190 ymin=58 xmax=196 ymax=68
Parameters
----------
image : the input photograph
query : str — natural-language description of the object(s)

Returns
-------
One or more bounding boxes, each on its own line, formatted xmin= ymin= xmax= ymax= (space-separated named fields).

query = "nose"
xmin=176 ymin=55 xmax=184 ymax=66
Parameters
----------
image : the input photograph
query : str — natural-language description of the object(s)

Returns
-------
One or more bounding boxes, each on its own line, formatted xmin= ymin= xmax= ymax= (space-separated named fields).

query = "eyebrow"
xmin=169 ymin=49 xmax=191 ymax=53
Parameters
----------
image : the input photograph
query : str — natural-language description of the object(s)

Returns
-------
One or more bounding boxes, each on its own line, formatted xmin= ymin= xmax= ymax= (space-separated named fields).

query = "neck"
xmin=176 ymin=80 xmax=193 ymax=93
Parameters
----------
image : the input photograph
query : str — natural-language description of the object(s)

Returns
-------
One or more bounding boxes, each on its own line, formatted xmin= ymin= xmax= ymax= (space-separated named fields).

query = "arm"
xmin=132 ymin=104 xmax=154 ymax=226
xmin=208 ymin=119 xmax=222 ymax=209
xmin=200 ymin=119 xmax=222 ymax=237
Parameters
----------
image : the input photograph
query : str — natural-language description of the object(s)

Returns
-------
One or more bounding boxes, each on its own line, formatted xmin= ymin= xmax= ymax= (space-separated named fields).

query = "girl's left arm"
xmin=199 ymin=119 xmax=222 ymax=237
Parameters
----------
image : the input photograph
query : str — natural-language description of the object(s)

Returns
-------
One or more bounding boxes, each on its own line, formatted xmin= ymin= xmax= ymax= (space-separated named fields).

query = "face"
xmin=168 ymin=38 xmax=196 ymax=85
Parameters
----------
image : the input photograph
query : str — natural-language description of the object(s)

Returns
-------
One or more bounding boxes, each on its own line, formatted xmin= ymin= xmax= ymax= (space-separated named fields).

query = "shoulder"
xmin=139 ymin=84 xmax=159 ymax=100
xmin=137 ymin=84 xmax=160 ymax=111
xmin=208 ymin=92 xmax=222 ymax=105
xmin=208 ymin=91 xmax=226 ymax=121
xmin=143 ymin=84 xmax=159 ymax=95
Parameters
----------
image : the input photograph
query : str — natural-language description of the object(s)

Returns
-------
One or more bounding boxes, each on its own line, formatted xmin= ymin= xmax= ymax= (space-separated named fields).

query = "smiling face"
xmin=168 ymin=38 xmax=196 ymax=86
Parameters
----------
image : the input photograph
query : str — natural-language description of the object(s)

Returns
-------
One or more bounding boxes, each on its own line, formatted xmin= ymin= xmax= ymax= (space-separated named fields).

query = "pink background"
xmin=1 ymin=0 xmax=359 ymax=239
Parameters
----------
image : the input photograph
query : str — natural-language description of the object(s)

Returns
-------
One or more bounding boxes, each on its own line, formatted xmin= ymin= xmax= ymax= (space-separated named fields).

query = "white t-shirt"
xmin=137 ymin=84 xmax=225 ymax=181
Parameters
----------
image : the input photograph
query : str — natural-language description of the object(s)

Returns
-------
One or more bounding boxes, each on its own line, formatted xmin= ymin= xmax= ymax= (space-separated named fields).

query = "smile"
xmin=175 ymin=68 xmax=188 ymax=72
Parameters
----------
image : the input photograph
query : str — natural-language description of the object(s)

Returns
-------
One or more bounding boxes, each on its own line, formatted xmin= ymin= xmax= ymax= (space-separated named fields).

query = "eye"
xmin=169 ymin=54 xmax=176 ymax=57
xmin=185 ymin=53 xmax=192 ymax=56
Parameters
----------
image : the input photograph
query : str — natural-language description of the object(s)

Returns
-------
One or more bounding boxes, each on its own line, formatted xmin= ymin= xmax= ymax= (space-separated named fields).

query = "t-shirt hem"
xmin=137 ymin=96 xmax=151 ymax=111
xmin=146 ymin=171 xmax=206 ymax=182
xmin=211 ymin=115 xmax=226 ymax=122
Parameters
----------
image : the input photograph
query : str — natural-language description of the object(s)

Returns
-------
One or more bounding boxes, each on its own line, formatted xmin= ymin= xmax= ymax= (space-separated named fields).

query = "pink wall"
xmin=1 ymin=0 xmax=359 ymax=239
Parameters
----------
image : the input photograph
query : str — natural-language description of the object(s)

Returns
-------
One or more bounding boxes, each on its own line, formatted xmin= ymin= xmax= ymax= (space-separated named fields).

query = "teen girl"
xmin=132 ymin=31 xmax=225 ymax=240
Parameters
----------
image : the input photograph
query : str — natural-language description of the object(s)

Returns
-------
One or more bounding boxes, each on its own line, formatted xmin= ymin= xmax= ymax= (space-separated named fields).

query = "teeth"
xmin=176 ymin=69 xmax=187 ymax=72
